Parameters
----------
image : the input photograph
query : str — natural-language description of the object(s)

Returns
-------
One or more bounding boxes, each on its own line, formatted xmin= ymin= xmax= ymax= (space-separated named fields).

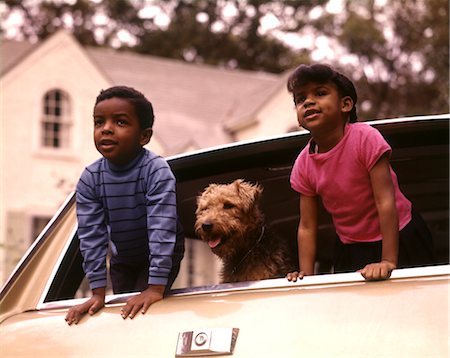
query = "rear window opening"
xmin=42 ymin=117 xmax=449 ymax=303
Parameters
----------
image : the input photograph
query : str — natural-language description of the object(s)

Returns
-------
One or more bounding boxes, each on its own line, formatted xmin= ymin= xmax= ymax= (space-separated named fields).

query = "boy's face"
xmin=93 ymin=97 xmax=152 ymax=166
xmin=292 ymin=81 xmax=353 ymax=134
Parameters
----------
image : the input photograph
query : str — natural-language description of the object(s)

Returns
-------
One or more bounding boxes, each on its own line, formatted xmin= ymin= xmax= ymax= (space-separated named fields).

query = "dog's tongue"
xmin=208 ymin=238 xmax=221 ymax=248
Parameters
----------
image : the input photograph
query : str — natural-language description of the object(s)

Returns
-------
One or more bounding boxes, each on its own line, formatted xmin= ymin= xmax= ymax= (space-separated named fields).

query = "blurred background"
xmin=0 ymin=0 xmax=448 ymax=285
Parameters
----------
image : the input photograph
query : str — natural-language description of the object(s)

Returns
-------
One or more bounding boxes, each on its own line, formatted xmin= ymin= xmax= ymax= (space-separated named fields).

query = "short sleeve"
xmin=358 ymin=125 xmax=392 ymax=171
xmin=290 ymin=148 xmax=317 ymax=196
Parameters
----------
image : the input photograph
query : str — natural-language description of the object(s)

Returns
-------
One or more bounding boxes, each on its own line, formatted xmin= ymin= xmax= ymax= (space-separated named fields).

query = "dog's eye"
xmin=223 ymin=202 xmax=235 ymax=209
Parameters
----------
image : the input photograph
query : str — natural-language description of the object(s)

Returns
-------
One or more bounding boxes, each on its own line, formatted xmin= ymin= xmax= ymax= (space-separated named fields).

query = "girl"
xmin=286 ymin=64 xmax=434 ymax=281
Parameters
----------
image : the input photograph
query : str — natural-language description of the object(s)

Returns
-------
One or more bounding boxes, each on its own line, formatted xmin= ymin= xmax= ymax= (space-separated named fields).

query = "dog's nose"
xmin=202 ymin=222 xmax=213 ymax=232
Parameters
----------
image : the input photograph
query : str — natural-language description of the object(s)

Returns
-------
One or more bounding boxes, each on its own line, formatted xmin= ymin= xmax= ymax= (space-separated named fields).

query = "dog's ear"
xmin=197 ymin=183 xmax=218 ymax=205
xmin=250 ymin=182 xmax=263 ymax=205
xmin=234 ymin=180 xmax=262 ymax=195
xmin=203 ymin=183 xmax=218 ymax=195
xmin=234 ymin=180 xmax=263 ymax=209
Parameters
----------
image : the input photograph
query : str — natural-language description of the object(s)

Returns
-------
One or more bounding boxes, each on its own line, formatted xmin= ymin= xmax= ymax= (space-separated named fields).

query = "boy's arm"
xmin=120 ymin=159 xmax=179 ymax=319
xmin=76 ymin=170 xmax=110 ymax=291
xmin=120 ymin=285 xmax=165 ymax=319
xmin=66 ymin=171 xmax=109 ymax=325
xmin=144 ymin=160 xmax=179 ymax=289
xmin=360 ymin=154 xmax=398 ymax=280
xmin=65 ymin=287 xmax=105 ymax=325
xmin=287 ymin=195 xmax=318 ymax=281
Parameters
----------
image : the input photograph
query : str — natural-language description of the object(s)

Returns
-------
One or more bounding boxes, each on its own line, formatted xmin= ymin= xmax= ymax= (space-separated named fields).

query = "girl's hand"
xmin=120 ymin=285 xmax=165 ymax=319
xmin=286 ymin=271 xmax=306 ymax=282
xmin=358 ymin=260 xmax=396 ymax=281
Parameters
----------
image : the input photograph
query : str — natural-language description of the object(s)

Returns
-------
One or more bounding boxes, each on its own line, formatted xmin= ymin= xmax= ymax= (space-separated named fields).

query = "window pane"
xmin=41 ymin=90 xmax=71 ymax=149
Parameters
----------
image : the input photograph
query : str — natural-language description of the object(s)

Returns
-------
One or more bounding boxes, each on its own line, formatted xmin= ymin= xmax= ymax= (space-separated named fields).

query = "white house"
xmin=0 ymin=30 xmax=298 ymax=285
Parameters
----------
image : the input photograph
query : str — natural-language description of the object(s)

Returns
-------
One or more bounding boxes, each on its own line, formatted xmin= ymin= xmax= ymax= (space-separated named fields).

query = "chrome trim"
xmin=166 ymin=114 xmax=449 ymax=161
xmin=36 ymin=265 xmax=450 ymax=310
xmin=38 ymin=291 xmax=140 ymax=310
xmin=169 ymin=264 xmax=450 ymax=297
xmin=0 ymin=192 xmax=76 ymax=296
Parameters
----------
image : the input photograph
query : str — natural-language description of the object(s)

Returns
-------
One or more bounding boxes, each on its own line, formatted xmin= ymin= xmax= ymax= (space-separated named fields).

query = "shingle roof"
xmin=1 ymin=35 xmax=283 ymax=154
xmin=0 ymin=39 xmax=38 ymax=76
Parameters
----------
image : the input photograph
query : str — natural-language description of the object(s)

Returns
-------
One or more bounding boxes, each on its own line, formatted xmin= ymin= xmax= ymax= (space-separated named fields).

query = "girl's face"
xmin=93 ymin=97 xmax=151 ymax=166
xmin=293 ymin=81 xmax=352 ymax=135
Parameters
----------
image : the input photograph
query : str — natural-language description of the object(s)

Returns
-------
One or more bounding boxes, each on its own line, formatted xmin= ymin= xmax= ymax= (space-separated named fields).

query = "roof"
xmin=0 ymin=39 xmax=39 ymax=76
xmin=1 ymin=33 xmax=283 ymax=154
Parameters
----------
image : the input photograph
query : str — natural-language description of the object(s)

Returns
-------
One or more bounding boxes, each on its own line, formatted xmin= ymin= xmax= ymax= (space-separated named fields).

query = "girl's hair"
xmin=95 ymin=86 xmax=154 ymax=128
xmin=287 ymin=64 xmax=358 ymax=123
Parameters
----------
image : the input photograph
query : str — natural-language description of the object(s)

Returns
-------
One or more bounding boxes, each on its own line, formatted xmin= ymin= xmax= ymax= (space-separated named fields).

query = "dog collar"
xmin=231 ymin=226 xmax=265 ymax=276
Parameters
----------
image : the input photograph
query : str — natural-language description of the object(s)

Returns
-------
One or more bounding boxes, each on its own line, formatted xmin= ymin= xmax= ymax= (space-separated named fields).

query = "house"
xmin=0 ymin=30 xmax=298 ymax=285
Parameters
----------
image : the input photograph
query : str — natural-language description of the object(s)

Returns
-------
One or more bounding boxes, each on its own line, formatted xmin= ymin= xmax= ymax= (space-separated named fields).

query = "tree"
xmin=1 ymin=0 xmax=448 ymax=118
xmin=1 ymin=0 xmax=325 ymax=73
xmin=310 ymin=0 xmax=449 ymax=119
xmin=131 ymin=0 xmax=314 ymax=73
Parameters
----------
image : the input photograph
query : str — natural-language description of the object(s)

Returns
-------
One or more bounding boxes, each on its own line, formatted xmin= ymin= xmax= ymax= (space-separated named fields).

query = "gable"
xmin=0 ymin=39 xmax=38 ymax=76
xmin=1 ymin=30 xmax=295 ymax=156
xmin=0 ymin=30 xmax=166 ymax=156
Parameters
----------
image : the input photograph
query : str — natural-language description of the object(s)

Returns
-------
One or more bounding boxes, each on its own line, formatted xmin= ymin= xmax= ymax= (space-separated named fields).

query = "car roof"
xmin=169 ymin=114 xmax=449 ymax=244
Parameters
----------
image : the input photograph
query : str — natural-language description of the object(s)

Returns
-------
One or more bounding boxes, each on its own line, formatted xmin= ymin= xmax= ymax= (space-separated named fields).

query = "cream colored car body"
xmin=1 ymin=115 xmax=449 ymax=357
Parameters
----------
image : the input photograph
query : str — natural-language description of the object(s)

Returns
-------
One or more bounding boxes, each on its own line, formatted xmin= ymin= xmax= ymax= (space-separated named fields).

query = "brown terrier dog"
xmin=195 ymin=179 xmax=297 ymax=283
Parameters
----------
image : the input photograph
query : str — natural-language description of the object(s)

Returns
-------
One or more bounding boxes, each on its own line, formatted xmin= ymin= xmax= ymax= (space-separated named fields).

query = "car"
xmin=1 ymin=114 xmax=449 ymax=357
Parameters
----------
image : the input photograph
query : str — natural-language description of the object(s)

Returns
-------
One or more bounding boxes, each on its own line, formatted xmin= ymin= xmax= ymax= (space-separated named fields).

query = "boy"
xmin=65 ymin=86 xmax=184 ymax=325
xmin=285 ymin=64 xmax=434 ymax=282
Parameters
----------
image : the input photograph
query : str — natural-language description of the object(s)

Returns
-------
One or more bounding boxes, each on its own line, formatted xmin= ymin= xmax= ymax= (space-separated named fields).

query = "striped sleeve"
xmin=144 ymin=156 xmax=178 ymax=286
xmin=76 ymin=165 xmax=109 ymax=290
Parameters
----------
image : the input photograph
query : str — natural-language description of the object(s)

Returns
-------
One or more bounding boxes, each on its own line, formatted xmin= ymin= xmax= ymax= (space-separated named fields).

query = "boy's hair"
xmin=287 ymin=64 xmax=358 ymax=123
xmin=95 ymin=86 xmax=154 ymax=128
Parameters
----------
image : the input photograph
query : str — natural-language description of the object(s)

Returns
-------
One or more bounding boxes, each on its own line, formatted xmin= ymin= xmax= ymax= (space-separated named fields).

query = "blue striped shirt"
xmin=76 ymin=149 xmax=183 ymax=290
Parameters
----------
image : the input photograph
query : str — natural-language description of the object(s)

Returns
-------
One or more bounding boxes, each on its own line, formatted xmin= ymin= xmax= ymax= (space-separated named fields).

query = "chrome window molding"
xmin=169 ymin=264 xmax=450 ymax=297
xmin=166 ymin=114 xmax=450 ymax=162
xmin=36 ymin=264 xmax=450 ymax=311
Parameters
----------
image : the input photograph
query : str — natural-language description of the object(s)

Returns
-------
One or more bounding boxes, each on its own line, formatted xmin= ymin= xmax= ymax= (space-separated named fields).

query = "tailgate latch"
xmin=176 ymin=328 xmax=239 ymax=356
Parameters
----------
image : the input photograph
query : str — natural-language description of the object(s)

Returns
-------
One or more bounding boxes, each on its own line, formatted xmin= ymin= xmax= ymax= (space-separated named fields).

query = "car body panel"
xmin=1 ymin=114 xmax=449 ymax=357
xmin=0 ymin=195 xmax=77 ymax=322
xmin=2 ymin=266 xmax=449 ymax=357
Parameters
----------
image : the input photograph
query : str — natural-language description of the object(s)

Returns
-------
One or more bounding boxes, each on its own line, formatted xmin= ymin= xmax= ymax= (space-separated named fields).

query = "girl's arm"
xmin=286 ymin=195 xmax=318 ymax=281
xmin=298 ymin=194 xmax=319 ymax=275
xmin=360 ymin=153 xmax=398 ymax=280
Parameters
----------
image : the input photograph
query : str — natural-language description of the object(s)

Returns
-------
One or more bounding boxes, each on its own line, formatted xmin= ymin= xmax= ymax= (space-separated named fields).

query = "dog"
xmin=194 ymin=179 xmax=297 ymax=283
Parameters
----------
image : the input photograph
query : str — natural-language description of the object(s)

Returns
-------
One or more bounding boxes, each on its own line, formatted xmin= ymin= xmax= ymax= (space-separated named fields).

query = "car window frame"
xmin=13 ymin=114 xmax=449 ymax=311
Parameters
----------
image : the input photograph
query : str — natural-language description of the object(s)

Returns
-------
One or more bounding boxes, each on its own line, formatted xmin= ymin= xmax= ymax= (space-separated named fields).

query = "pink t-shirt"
xmin=290 ymin=122 xmax=412 ymax=244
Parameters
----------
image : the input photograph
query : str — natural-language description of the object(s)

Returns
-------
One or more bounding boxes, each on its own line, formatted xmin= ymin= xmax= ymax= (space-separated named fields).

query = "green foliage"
xmin=310 ymin=0 xmax=449 ymax=119
xmin=129 ymin=0 xmax=315 ymax=72
xmin=1 ymin=0 xmax=448 ymax=118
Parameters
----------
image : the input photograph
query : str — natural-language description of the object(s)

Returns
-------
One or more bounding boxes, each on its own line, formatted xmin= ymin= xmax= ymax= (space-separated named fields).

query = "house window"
xmin=42 ymin=89 xmax=71 ymax=149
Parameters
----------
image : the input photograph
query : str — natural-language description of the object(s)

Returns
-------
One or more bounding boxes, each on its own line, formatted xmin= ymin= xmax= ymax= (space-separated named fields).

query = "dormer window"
xmin=42 ymin=89 xmax=71 ymax=149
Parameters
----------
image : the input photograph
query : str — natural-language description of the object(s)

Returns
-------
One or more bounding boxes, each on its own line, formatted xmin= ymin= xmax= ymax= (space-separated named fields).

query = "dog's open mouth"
xmin=207 ymin=237 xmax=222 ymax=249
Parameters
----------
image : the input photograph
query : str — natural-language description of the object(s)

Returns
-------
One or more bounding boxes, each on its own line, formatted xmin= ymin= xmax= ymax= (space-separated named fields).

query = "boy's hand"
xmin=358 ymin=260 xmax=396 ymax=281
xmin=65 ymin=293 xmax=105 ymax=325
xmin=286 ymin=271 xmax=305 ymax=282
xmin=121 ymin=285 xmax=165 ymax=319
